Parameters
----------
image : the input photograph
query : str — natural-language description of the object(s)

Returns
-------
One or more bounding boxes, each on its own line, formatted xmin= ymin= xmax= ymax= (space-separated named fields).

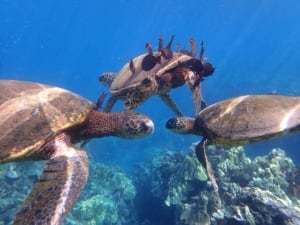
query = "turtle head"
xmin=166 ymin=116 xmax=206 ymax=136
xmin=116 ymin=111 xmax=154 ymax=138
xmin=75 ymin=110 xmax=154 ymax=141
xmin=166 ymin=117 xmax=198 ymax=135
xmin=99 ymin=72 xmax=117 ymax=87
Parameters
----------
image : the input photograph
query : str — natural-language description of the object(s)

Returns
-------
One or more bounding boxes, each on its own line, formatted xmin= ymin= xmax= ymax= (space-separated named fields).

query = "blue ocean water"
xmin=1 ymin=0 xmax=300 ymax=172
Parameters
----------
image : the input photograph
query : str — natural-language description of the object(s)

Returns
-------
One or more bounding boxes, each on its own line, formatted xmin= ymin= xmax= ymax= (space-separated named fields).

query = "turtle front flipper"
xmin=159 ymin=93 xmax=183 ymax=117
xmin=196 ymin=138 xmax=218 ymax=192
xmin=191 ymin=83 xmax=207 ymax=115
xmin=14 ymin=135 xmax=89 ymax=225
xmin=96 ymin=92 xmax=108 ymax=110
xmin=99 ymin=72 xmax=119 ymax=112
xmin=103 ymin=96 xmax=118 ymax=112
xmin=186 ymin=74 xmax=206 ymax=115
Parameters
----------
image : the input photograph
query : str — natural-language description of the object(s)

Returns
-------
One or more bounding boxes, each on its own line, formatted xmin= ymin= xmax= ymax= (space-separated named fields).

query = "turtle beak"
xmin=144 ymin=119 xmax=155 ymax=135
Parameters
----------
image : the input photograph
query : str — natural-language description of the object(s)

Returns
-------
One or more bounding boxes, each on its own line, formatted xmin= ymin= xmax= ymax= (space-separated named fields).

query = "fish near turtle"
xmin=99 ymin=35 xmax=215 ymax=116
xmin=166 ymin=95 xmax=300 ymax=191
xmin=0 ymin=80 xmax=154 ymax=225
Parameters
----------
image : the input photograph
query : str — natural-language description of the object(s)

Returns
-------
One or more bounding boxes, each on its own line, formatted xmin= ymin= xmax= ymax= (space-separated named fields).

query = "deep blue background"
xmin=1 ymin=0 xmax=300 ymax=172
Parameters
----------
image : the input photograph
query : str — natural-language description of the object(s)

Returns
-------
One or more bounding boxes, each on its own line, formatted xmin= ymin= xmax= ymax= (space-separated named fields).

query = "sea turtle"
xmin=0 ymin=80 xmax=154 ymax=225
xmin=99 ymin=35 xmax=215 ymax=116
xmin=166 ymin=95 xmax=300 ymax=191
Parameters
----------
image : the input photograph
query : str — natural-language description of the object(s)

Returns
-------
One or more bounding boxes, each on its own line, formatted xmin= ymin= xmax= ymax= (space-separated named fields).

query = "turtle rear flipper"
xmin=14 ymin=135 xmax=89 ymax=225
xmin=196 ymin=138 xmax=218 ymax=192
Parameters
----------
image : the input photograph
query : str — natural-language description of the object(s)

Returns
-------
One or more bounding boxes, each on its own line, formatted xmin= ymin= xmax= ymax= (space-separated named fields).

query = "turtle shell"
xmin=197 ymin=95 xmax=300 ymax=146
xmin=110 ymin=52 xmax=192 ymax=96
xmin=0 ymin=80 xmax=93 ymax=162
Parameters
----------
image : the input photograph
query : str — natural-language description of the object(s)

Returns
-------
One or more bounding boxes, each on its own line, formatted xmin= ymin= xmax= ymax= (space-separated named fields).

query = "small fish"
xmin=158 ymin=36 xmax=164 ymax=51
xmin=145 ymin=43 xmax=153 ymax=55
xmin=266 ymin=90 xmax=278 ymax=95
xmin=199 ymin=40 xmax=205 ymax=61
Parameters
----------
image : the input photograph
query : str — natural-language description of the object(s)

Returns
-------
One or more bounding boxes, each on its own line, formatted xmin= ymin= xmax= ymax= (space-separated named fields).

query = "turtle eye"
xmin=166 ymin=118 xmax=182 ymax=129
xmin=142 ymin=55 xmax=157 ymax=71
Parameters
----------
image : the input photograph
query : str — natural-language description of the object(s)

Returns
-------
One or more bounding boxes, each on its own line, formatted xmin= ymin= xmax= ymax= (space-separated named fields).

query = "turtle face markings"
xmin=166 ymin=95 xmax=300 ymax=191
xmin=99 ymin=35 xmax=215 ymax=116
xmin=166 ymin=117 xmax=195 ymax=134
xmin=98 ymin=72 xmax=117 ymax=87
xmin=118 ymin=112 xmax=154 ymax=138
xmin=0 ymin=80 xmax=154 ymax=225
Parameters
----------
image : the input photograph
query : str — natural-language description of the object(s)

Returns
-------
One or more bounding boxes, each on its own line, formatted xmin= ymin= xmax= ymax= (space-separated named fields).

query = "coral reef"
xmin=134 ymin=144 xmax=300 ymax=225
xmin=133 ymin=150 xmax=219 ymax=225
xmin=66 ymin=163 xmax=137 ymax=225
xmin=1 ymin=144 xmax=300 ymax=225
xmin=0 ymin=161 xmax=137 ymax=225
xmin=0 ymin=161 xmax=44 ymax=225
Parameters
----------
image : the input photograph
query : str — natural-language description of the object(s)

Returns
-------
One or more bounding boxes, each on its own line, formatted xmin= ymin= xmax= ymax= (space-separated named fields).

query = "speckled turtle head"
xmin=99 ymin=35 xmax=215 ymax=116
xmin=0 ymin=80 xmax=154 ymax=224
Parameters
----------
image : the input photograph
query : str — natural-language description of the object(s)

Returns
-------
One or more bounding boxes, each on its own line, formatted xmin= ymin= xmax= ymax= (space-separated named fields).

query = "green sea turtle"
xmin=0 ymin=80 xmax=154 ymax=225
xmin=99 ymin=35 xmax=214 ymax=116
xmin=166 ymin=95 xmax=300 ymax=191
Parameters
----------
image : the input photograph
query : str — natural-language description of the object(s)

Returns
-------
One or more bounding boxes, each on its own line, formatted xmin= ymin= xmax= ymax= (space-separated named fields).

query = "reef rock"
xmin=134 ymin=145 xmax=300 ymax=225
xmin=66 ymin=163 xmax=137 ymax=225
xmin=0 ymin=161 xmax=44 ymax=224
xmin=226 ymin=187 xmax=300 ymax=225
xmin=0 ymin=161 xmax=137 ymax=225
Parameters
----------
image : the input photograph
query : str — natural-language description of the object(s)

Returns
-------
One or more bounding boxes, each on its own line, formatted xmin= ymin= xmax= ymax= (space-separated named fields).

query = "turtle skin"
xmin=0 ymin=80 xmax=154 ymax=225
xmin=166 ymin=95 xmax=300 ymax=191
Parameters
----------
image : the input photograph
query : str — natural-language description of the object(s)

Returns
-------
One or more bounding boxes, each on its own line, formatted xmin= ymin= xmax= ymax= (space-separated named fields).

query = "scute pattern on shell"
xmin=197 ymin=95 xmax=300 ymax=145
xmin=0 ymin=80 xmax=93 ymax=162
xmin=110 ymin=53 xmax=161 ymax=94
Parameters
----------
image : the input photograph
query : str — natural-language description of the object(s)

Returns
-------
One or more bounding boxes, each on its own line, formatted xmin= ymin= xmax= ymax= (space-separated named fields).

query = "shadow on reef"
xmin=133 ymin=143 xmax=300 ymax=225
xmin=133 ymin=151 xmax=182 ymax=225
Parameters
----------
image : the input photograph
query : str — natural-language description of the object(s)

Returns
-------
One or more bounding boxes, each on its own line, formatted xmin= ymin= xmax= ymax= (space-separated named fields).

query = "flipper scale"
xmin=14 ymin=144 xmax=88 ymax=225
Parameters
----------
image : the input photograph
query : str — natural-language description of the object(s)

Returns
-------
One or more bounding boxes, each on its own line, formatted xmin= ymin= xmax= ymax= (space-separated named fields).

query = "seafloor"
xmin=1 ymin=144 xmax=300 ymax=225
